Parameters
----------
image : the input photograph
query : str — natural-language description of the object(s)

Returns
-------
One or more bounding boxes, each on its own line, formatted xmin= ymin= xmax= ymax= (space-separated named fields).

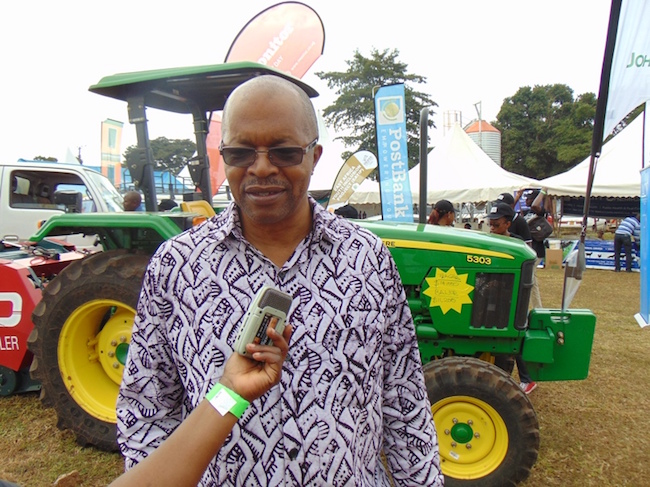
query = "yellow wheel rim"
xmin=432 ymin=395 xmax=508 ymax=479
xmin=58 ymin=299 xmax=134 ymax=423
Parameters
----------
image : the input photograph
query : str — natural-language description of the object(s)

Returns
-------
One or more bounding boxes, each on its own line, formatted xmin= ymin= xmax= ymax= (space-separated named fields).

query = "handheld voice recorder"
xmin=233 ymin=285 xmax=292 ymax=356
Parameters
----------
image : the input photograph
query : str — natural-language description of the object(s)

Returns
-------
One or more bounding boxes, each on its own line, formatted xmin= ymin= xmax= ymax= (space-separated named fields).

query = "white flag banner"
xmin=603 ymin=0 xmax=650 ymax=138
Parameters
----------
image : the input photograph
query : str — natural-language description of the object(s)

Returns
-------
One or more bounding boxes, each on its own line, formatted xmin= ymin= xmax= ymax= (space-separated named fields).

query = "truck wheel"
xmin=28 ymin=250 xmax=150 ymax=452
xmin=424 ymin=356 xmax=539 ymax=487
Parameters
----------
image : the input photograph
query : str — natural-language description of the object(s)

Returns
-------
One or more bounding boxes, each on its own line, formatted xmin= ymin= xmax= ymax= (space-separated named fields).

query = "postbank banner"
xmin=603 ymin=0 xmax=650 ymax=138
xmin=225 ymin=1 xmax=325 ymax=78
xmin=326 ymin=150 xmax=377 ymax=212
xmin=374 ymin=83 xmax=414 ymax=222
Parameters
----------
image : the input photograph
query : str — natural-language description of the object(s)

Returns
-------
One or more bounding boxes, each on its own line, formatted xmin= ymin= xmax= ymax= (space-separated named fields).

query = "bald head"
xmin=222 ymin=75 xmax=318 ymax=141
xmin=123 ymin=191 xmax=141 ymax=211
xmin=218 ymin=74 xmax=323 ymax=240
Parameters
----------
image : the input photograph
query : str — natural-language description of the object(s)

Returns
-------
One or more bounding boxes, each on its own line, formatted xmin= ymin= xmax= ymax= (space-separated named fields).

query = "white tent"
xmin=349 ymin=123 xmax=537 ymax=205
xmin=541 ymin=114 xmax=644 ymax=198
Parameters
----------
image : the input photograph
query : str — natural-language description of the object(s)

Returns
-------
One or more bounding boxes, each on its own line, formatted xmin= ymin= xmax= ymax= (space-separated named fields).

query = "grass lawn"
xmin=0 ymin=266 xmax=647 ymax=486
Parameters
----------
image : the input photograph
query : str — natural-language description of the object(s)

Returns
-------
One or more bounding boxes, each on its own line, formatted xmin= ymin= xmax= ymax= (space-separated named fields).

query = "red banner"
xmin=207 ymin=2 xmax=326 ymax=195
xmin=225 ymin=1 xmax=325 ymax=78
xmin=206 ymin=113 xmax=226 ymax=195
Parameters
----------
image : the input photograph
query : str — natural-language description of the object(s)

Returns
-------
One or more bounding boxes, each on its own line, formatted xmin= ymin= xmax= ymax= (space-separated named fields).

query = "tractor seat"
xmin=180 ymin=200 xmax=216 ymax=218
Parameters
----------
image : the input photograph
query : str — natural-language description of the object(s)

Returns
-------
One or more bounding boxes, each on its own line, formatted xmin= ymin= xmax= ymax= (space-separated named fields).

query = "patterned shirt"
xmin=116 ymin=198 xmax=443 ymax=486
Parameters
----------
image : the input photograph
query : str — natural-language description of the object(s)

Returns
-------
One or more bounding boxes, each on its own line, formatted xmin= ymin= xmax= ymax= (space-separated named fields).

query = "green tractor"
xmin=25 ymin=62 xmax=595 ymax=486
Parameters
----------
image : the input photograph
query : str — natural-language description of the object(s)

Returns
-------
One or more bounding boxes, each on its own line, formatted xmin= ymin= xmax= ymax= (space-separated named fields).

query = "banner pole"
xmin=419 ymin=108 xmax=430 ymax=224
xmin=582 ymin=0 xmax=623 ymax=244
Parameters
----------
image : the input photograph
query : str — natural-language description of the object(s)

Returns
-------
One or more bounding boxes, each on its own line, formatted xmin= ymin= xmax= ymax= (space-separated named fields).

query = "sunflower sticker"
xmin=423 ymin=267 xmax=474 ymax=314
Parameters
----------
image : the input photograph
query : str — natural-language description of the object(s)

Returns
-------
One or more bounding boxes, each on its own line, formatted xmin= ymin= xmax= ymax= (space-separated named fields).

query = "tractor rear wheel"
xmin=424 ymin=356 xmax=539 ymax=487
xmin=28 ymin=250 xmax=150 ymax=452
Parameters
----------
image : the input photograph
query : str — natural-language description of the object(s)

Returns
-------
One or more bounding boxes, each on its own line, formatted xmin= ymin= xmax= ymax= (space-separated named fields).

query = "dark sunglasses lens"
xmin=223 ymin=148 xmax=255 ymax=167
xmin=268 ymin=147 xmax=304 ymax=166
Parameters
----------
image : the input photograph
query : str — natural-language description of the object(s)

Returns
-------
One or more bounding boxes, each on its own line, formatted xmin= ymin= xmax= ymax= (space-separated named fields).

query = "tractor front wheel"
xmin=28 ymin=250 xmax=149 ymax=451
xmin=424 ymin=356 xmax=539 ymax=487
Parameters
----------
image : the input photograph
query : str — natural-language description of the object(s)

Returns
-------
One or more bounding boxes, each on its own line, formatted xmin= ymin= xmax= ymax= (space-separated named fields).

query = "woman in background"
xmin=427 ymin=199 xmax=455 ymax=226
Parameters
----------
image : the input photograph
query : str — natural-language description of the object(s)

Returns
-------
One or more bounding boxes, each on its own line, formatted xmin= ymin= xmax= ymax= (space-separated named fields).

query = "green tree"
xmin=493 ymin=84 xmax=596 ymax=179
xmin=316 ymin=48 xmax=436 ymax=174
xmin=34 ymin=155 xmax=58 ymax=162
xmin=123 ymin=137 xmax=196 ymax=176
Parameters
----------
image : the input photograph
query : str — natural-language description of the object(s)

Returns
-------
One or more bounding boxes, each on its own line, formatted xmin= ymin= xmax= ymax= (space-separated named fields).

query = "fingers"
xmin=245 ymin=323 xmax=292 ymax=363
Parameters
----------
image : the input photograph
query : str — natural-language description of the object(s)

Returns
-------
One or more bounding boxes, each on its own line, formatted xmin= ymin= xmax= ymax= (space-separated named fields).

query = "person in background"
xmin=500 ymin=190 xmax=545 ymax=309
xmin=123 ymin=191 xmax=142 ymax=211
xmin=334 ymin=204 xmax=359 ymax=219
xmin=523 ymin=189 xmax=549 ymax=309
xmin=614 ymin=213 xmax=641 ymax=272
xmin=158 ymin=199 xmax=178 ymax=211
xmin=496 ymin=192 xmax=532 ymax=244
xmin=427 ymin=199 xmax=455 ymax=226
xmin=117 ymin=75 xmax=443 ymax=486
xmin=488 ymin=203 xmax=520 ymax=239
xmin=488 ymin=203 xmax=538 ymax=394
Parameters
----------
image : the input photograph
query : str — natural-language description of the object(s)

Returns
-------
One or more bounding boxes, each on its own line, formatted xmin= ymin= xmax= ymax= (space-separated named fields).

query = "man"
xmin=123 ymin=191 xmax=142 ymax=211
xmin=488 ymin=203 xmax=538 ymax=394
xmin=614 ymin=213 xmax=641 ymax=272
xmin=117 ymin=75 xmax=443 ymax=486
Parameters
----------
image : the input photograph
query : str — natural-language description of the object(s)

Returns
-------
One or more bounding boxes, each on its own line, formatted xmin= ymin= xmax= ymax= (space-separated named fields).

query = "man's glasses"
xmin=219 ymin=138 xmax=319 ymax=168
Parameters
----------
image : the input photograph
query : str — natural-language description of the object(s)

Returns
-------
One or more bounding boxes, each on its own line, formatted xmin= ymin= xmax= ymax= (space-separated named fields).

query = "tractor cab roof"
xmin=89 ymin=61 xmax=319 ymax=114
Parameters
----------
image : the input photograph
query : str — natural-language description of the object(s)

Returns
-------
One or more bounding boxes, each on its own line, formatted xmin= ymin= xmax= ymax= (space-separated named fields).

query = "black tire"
xmin=28 ymin=250 xmax=150 ymax=452
xmin=424 ymin=357 xmax=539 ymax=487
xmin=493 ymin=355 xmax=515 ymax=375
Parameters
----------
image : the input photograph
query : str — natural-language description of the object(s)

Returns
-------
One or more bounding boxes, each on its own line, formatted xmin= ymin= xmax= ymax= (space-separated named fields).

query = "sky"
xmin=0 ymin=0 xmax=613 ymax=167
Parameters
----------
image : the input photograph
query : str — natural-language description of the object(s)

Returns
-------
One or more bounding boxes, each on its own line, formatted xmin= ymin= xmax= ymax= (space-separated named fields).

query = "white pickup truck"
xmin=0 ymin=159 xmax=125 ymax=245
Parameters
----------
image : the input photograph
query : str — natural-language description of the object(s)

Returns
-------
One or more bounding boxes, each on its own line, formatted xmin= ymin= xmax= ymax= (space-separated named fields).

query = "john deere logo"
xmin=626 ymin=52 xmax=650 ymax=68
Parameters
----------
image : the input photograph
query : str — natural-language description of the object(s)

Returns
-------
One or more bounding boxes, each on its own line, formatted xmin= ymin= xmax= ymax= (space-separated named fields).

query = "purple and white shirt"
xmin=117 ymin=198 xmax=443 ymax=486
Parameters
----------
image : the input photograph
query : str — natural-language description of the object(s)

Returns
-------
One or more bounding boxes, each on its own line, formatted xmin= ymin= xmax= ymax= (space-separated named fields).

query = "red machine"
xmin=0 ymin=240 xmax=85 ymax=395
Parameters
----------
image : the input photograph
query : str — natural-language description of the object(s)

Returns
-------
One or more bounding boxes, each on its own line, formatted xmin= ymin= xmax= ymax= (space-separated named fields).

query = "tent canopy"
xmin=349 ymin=123 xmax=537 ymax=205
xmin=541 ymin=114 xmax=643 ymax=198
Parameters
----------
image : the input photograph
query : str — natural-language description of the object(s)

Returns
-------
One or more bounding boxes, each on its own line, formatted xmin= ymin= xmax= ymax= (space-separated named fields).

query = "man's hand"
xmin=220 ymin=320 xmax=292 ymax=402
